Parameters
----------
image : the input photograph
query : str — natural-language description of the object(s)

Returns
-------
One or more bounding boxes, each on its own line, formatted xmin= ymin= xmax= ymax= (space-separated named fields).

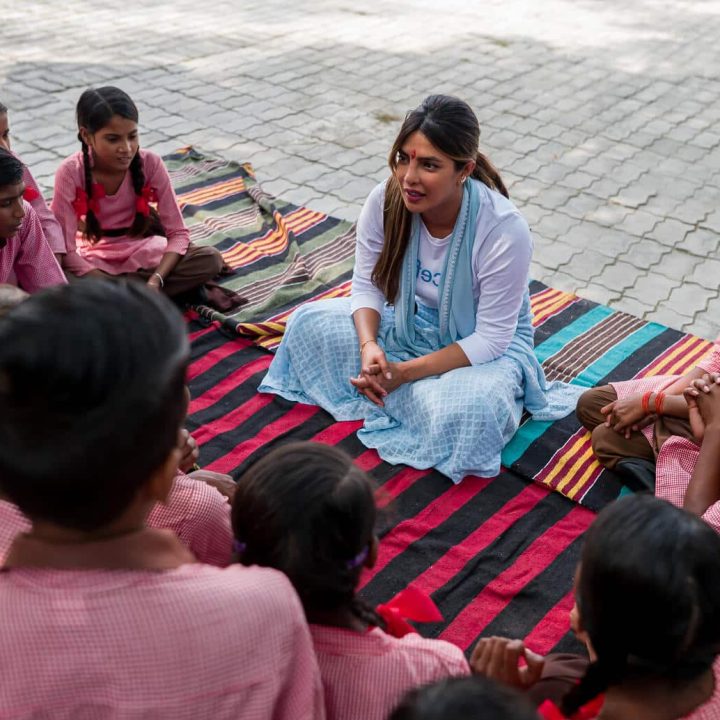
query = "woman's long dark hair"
xmin=76 ymin=86 xmax=157 ymax=243
xmin=373 ymin=94 xmax=507 ymax=303
xmin=561 ymin=494 xmax=720 ymax=716
xmin=231 ymin=441 xmax=384 ymax=628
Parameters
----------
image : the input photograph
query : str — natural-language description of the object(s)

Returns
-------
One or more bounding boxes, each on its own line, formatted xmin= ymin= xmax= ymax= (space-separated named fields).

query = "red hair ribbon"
xmin=22 ymin=187 xmax=40 ymax=202
xmin=538 ymin=695 xmax=604 ymax=720
xmin=136 ymin=184 xmax=158 ymax=217
xmin=376 ymin=587 xmax=443 ymax=638
xmin=71 ymin=184 xmax=106 ymax=219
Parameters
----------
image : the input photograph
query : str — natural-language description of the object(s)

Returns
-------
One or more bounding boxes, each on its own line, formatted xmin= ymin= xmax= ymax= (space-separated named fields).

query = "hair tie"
xmin=346 ymin=545 xmax=369 ymax=570
xmin=136 ymin=184 xmax=158 ymax=217
xmin=232 ymin=539 xmax=247 ymax=555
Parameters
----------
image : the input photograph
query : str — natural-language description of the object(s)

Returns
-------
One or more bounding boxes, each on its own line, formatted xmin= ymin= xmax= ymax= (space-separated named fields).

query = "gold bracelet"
xmin=360 ymin=339 xmax=378 ymax=352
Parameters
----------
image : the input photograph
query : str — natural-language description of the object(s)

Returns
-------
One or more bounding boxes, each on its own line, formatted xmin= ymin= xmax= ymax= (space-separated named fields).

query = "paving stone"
xmin=665 ymin=282 xmax=714 ymax=316
xmin=624 ymin=273 xmax=678 ymax=307
xmin=590 ymin=261 xmax=645 ymax=292
xmin=683 ymin=228 xmax=720 ymax=258
xmin=645 ymin=217 xmax=695 ymax=248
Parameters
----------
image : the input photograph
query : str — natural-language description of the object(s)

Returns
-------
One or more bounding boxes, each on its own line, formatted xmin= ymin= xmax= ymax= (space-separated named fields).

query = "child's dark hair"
xmin=231 ymin=441 xmax=382 ymax=626
xmin=562 ymin=494 xmax=720 ymax=716
xmin=0 ymin=101 xmax=7 ymax=114
xmin=76 ymin=86 xmax=158 ymax=243
xmin=0 ymin=147 xmax=23 ymax=187
xmin=389 ymin=676 xmax=539 ymax=720
xmin=0 ymin=280 xmax=189 ymax=532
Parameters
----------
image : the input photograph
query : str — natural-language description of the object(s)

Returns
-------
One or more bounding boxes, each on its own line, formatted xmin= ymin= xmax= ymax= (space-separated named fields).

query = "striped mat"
xmin=169 ymin=147 xmax=714 ymax=510
xmin=166 ymin=147 xmax=355 ymax=349
xmin=186 ymin=315 xmax=594 ymax=655
xmin=177 ymin=147 xmax=713 ymax=653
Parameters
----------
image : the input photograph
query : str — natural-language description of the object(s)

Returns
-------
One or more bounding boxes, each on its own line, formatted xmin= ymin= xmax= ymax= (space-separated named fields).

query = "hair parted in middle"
xmin=76 ymin=86 xmax=160 ymax=243
xmin=373 ymin=94 xmax=508 ymax=303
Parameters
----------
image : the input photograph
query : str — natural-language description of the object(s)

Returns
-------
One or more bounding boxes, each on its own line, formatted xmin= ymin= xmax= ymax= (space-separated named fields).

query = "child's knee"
xmin=576 ymin=387 xmax=611 ymax=431
xmin=590 ymin=424 xmax=617 ymax=469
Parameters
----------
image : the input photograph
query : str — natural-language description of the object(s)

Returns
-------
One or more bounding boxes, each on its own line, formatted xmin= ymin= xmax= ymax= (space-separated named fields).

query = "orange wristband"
xmin=641 ymin=391 xmax=653 ymax=415
xmin=655 ymin=391 xmax=666 ymax=415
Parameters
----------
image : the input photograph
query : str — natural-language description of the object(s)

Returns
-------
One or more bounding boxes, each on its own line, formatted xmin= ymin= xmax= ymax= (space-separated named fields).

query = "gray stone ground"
xmin=3 ymin=0 xmax=720 ymax=337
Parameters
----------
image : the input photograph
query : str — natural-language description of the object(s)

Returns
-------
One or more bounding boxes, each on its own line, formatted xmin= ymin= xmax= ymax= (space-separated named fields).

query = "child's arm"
xmin=145 ymin=152 xmax=190 ymax=285
xmin=21 ymin=165 xmax=65 ymax=262
xmin=683 ymin=377 xmax=720 ymax=518
xmin=50 ymin=159 xmax=97 ymax=276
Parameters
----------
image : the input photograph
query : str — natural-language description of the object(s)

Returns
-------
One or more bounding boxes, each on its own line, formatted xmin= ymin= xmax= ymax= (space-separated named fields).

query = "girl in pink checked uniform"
xmin=231 ymin=441 xmax=470 ymax=720
xmin=51 ymin=86 xmax=224 ymax=299
xmin=0 ymin=281 xmax=324 ymax=720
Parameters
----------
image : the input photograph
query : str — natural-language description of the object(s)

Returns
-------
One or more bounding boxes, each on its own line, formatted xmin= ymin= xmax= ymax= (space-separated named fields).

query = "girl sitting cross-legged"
xmin=0 ymin=280 xmax=324 ymax=719
xmin=51 ymin=86 xmax=240 ymax=309
xmin=231 ymin=441 xmax=470 ymax=720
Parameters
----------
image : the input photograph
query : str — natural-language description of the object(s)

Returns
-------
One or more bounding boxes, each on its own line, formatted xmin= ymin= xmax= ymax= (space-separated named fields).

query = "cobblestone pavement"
xmin=3 ymin=0 xmax=720 ymax=337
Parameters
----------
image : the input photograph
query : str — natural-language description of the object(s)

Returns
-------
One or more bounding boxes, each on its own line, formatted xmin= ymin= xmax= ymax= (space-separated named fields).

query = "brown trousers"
xmin=125 ymin=244 xmax=223 ymax=297
xmin=576 ymin=385 xmax=694 ymax=469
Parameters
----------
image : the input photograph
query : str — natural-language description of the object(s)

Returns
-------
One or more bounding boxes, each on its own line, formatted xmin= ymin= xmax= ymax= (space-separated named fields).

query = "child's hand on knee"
xmin=470 ymin=636 xmax=544 ymax=690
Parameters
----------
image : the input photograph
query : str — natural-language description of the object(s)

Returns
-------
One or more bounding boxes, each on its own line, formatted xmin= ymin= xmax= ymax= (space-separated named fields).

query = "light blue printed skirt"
xmin=259 ymin=296 xmax=583 ymax=482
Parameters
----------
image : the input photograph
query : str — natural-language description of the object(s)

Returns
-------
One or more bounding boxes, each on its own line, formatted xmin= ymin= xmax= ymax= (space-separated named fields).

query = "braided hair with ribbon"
xmin=75 ymin=87 xmax=160 ymax=243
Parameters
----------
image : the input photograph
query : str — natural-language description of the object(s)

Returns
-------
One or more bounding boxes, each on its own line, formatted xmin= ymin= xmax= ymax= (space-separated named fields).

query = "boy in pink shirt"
xmin=0 ymin=280 xmax=324 ymax=720
xmin=0 ymin=149 xmax=66 ymax=292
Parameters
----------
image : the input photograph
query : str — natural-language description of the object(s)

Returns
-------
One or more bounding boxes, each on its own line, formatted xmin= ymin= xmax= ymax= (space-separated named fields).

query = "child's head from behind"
xmin=232 ymin=442 xmax=377 ymax=618
xmin=0 ymin=280 xmax=189 ymax=532
xmin=390 ymin=676 xmax=539 ymax=720
xmin=0 ymin=148 xmax=25 ymax=240
xmin=563 ymin=494 xmax=720 ymax=715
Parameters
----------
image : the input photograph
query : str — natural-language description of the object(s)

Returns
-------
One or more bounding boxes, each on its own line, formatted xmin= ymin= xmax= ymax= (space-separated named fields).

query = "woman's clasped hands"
xmin=350 ymin=340 xmax=405 ymax=407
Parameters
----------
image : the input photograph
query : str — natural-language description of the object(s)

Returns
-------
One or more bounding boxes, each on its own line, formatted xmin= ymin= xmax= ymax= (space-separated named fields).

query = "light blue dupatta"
xmin=386 ymin=178 xmax=573 ymax=418
xmin=392 ymin=179 xmax=480 ymax=354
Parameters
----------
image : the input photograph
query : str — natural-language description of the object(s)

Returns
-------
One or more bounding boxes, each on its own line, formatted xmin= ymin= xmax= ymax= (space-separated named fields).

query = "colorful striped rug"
xmin=177 ymin=147 xmax=713 ymax=654
xmin=186 ymin=316 xmax=594 ymax=654
xmin=169 ymin=147 xmax=714 ymax=510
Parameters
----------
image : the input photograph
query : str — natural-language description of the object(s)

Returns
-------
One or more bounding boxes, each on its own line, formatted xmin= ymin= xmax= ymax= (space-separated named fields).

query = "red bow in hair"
xmin=136 ymin=184 xmax=158 ymax=217
xmin=22 ymin=187 xmax=40 ymax=202
xmin=538 ymin=696 xmax=604 ymax=720
xmin=71 ymin=184 xmax=105 ymax=218
xmin=376 ymin=587 xmax=443 ymax=638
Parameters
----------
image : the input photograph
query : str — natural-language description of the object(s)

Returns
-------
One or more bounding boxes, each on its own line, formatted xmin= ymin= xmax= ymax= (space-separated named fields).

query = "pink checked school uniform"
xmin=51 ymin=149 xmax=190 ymax=276
xmin=612 ymin=340 xmax=720 ymax=529
xmin=0 ymin=471 xmax=233 ymax=567
xmin=0 ymin=202 xmax=66 ymax=292
xmin=20 ymin=161 xmax=65 ymax=254
xmin=0 ymin=562 xmax=325 ymax=719
xmin=310 ymin=624 xmax=469 ymax=720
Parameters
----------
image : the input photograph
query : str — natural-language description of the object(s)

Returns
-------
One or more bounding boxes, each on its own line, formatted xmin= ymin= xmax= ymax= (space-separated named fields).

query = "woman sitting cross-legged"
xmin=260 ymin=95 xmax=582 ymax=481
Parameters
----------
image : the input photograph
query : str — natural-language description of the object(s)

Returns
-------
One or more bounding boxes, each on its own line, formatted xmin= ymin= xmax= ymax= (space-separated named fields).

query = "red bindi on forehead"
xmin=410 ymin=149 xmax=416 ymax=159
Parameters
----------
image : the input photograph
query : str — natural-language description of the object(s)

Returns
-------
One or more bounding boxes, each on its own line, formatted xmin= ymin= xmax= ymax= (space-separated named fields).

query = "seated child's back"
xmin=232 ymin=442 xmax=469 ymax=720
xmin=0 ymin=281 xmax=323 ymax=720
